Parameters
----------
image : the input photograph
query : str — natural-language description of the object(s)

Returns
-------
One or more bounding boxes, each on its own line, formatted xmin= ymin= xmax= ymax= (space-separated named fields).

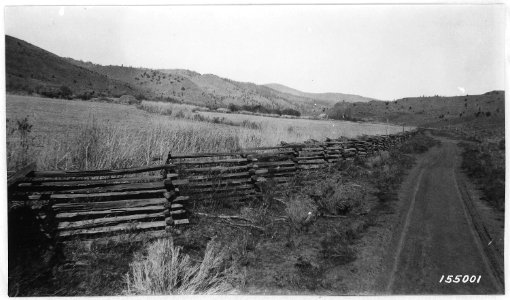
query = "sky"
xmin=4 ymin=4 xmax=506 ymax=100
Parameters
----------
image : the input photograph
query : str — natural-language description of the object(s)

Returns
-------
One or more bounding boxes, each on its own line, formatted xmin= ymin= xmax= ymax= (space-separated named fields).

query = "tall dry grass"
xmin=136 ymin=101 xmax=197 ymax=117
xmin=137 ymin=100 xmax=406 ymax=145
xmin=125 ymin=238 xmax=239 ymax=295
xmin=6 ymin=95 xmax=405 ymax=171
xmin=7 ymin=96 xmax=266 ymax=170
xmin=9 ymin=118 xmax=255 ymax=171
xmin=137 ymin=101 xmax=262 ymax=130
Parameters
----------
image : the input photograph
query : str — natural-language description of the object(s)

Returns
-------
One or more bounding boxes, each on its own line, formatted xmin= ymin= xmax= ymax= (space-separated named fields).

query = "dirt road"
xmin=380 ymin=137 xmax=504 ymax=294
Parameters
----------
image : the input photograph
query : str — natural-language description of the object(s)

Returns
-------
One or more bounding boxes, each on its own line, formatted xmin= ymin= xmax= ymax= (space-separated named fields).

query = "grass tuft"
xmin=125 ymin=238 xmax=239 ymax=295
xmin=285 ymin=195 xmax=318 ymax=232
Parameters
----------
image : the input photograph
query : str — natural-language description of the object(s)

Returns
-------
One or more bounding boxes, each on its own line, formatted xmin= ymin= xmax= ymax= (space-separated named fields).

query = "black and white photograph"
xmin=3 ymin=1 xmax=506 ymax=296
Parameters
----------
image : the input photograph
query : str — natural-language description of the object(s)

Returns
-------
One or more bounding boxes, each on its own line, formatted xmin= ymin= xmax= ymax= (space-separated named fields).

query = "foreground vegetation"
xmin=429 ymin=121 xmax=504 ymax=212
xmin=6 ymin=95 xmax=404 ymax=171
xmin=9 ymin=132 xmax=439 ymax=295
xmin=459 ymin=139 xmax=505 ymax=211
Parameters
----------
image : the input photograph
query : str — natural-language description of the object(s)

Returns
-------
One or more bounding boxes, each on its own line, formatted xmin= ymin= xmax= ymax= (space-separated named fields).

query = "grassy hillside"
xmin=5 ymin=35 xmax=141 ymax=98
xmin=265 ymin=83 xmax=376 ymax=104
xmin=6 ymin=35 xmax=383 ymax=116
xmin=328 ymin=91 xmax=505 ymax=128
xmin=66 ymin=61 xmax=333 ymax=114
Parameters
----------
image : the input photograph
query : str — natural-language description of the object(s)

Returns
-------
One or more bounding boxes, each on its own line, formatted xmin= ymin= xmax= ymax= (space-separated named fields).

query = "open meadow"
xmin=6 ymin=95 xmax=404 ymax=171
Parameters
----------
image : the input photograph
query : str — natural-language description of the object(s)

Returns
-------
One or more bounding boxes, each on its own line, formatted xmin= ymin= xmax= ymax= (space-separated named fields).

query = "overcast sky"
xmin=4 ymin=5 xmax=506 ymax=100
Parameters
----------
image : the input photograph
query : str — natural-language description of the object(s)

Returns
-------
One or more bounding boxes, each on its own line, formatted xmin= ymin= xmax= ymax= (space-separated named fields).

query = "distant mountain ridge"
xmin=265 ymin=83 xmax=376 ymax=104
xmin=5 ymin=35 xmax=377 ymax=115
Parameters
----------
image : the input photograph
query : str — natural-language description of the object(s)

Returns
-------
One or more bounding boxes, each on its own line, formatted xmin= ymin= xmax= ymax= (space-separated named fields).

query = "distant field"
xmin=198 ymin=109 xmax=406 ymax=140
xmin=138 ymin=101 xmax=406 ymax=142
xmin=6 ymin=95 xmax=404 ymax=171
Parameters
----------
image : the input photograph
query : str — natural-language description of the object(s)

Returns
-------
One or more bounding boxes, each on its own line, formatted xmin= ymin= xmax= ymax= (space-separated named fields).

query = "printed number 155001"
xmin=439 ymin=275 xmax=481 ymax=284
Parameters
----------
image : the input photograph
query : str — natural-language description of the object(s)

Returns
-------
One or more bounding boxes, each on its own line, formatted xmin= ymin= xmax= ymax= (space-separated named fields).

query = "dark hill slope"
xmin=328 ymin=91 xmax=505 ymax=127
xmin=5 ymin=35 xmax=140 ymax=97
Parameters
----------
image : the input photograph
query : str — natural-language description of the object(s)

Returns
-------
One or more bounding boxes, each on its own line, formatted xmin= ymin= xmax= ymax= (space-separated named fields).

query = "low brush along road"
xmin=378 ymin=135 xmax=504 ymax=294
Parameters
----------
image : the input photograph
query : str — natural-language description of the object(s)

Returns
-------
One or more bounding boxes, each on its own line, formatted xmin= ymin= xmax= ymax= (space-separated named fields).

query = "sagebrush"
xmin=125 ymin=238 xmax=240 ymax=295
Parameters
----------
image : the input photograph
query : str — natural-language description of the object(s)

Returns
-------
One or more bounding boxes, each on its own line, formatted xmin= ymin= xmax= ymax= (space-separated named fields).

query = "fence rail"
xmin=8 ymin=130 xmax=416 ymax=241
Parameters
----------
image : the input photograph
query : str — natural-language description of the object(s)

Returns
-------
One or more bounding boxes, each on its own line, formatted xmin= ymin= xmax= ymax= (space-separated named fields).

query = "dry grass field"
xmin=6 ymin=95 xmax=404 ymax=171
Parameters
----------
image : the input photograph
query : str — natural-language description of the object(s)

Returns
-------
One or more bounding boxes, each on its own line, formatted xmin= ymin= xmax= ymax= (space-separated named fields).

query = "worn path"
xmin=381 ymin=137 xmax=503 ymax=294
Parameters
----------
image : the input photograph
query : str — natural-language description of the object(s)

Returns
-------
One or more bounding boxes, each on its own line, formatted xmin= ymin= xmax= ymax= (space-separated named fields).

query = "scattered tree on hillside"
xmin=281 ymin=108 xmax=300 ymax=117
xmin=228 ymin=104 xmax=239 ymax=112
xmin=59 ymin=85 xmax=72 ymax=99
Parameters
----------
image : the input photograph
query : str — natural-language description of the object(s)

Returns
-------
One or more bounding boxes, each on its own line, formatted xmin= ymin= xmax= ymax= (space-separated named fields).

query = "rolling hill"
xmin=265 ymin=83 xmax=376 ymax=104
xmin=328 ymin=91 xmax=505 ymax=128
xmin=64 ymin=61 xmax=337 ymax=114
xmin=5 ymin=35 xmax=141 ymax=98
xmin=7 ymin=35 xmax=378 ymax=115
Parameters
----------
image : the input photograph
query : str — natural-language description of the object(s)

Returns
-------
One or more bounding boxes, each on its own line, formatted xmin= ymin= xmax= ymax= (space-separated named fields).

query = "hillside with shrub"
xmin=328 ymin=91 xmax=505 ymax=128
xmin=66 ymin=61 xmax=335 ymax=114
xmin=5 ymin=35 xmax=371 ymax=115
xmin=5 ymin=35 xmax=142 ymax=100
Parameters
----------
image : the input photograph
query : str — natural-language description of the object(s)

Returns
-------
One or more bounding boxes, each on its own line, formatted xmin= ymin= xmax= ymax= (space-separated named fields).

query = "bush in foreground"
xmin=285 ymin=195 xmax=318 ymax=232
xmin=125 ymin=238 xmax=238 ymax=295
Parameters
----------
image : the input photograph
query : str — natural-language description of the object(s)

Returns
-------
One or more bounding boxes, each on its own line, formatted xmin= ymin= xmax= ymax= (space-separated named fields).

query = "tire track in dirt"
xmin=379 ymin=137 xmax=503 ymax=294
xmin=385 ymin=169 xmax=424 ymax=292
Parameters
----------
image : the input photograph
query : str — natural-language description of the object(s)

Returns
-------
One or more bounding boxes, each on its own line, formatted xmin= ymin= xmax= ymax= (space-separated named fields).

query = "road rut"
xmin=383 ymin=138 xmax=503 ymax=294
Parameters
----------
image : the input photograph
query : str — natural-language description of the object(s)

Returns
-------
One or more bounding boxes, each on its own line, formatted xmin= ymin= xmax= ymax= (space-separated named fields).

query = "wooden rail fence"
xmin=8 ymin=131 xmax=416 ymax=241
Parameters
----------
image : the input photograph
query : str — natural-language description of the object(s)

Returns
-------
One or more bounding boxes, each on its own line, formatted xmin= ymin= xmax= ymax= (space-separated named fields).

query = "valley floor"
xmin=6 ymin=94 xmax=404 ymax=171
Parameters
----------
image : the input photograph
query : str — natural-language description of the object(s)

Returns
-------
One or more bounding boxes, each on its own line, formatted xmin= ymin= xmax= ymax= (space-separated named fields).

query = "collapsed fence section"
xmin=8 ymin=131 xmax=416 ymax=241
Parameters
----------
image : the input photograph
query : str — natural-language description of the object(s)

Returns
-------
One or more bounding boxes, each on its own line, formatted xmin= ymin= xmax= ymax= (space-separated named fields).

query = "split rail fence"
xmin=8 ymin=131 xmax=415 ymax=241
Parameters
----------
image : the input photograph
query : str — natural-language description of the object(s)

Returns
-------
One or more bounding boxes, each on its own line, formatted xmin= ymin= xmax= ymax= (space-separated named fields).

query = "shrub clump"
xmin=285 ymin=195 xmax=318 ymax=231
xmin=125 ymin=238 xmax=239 ymax=295
xmin=460 ymin=142 xmax=504 ymax=211
xmin=311 ymin=182 xmax=367 ymax=216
